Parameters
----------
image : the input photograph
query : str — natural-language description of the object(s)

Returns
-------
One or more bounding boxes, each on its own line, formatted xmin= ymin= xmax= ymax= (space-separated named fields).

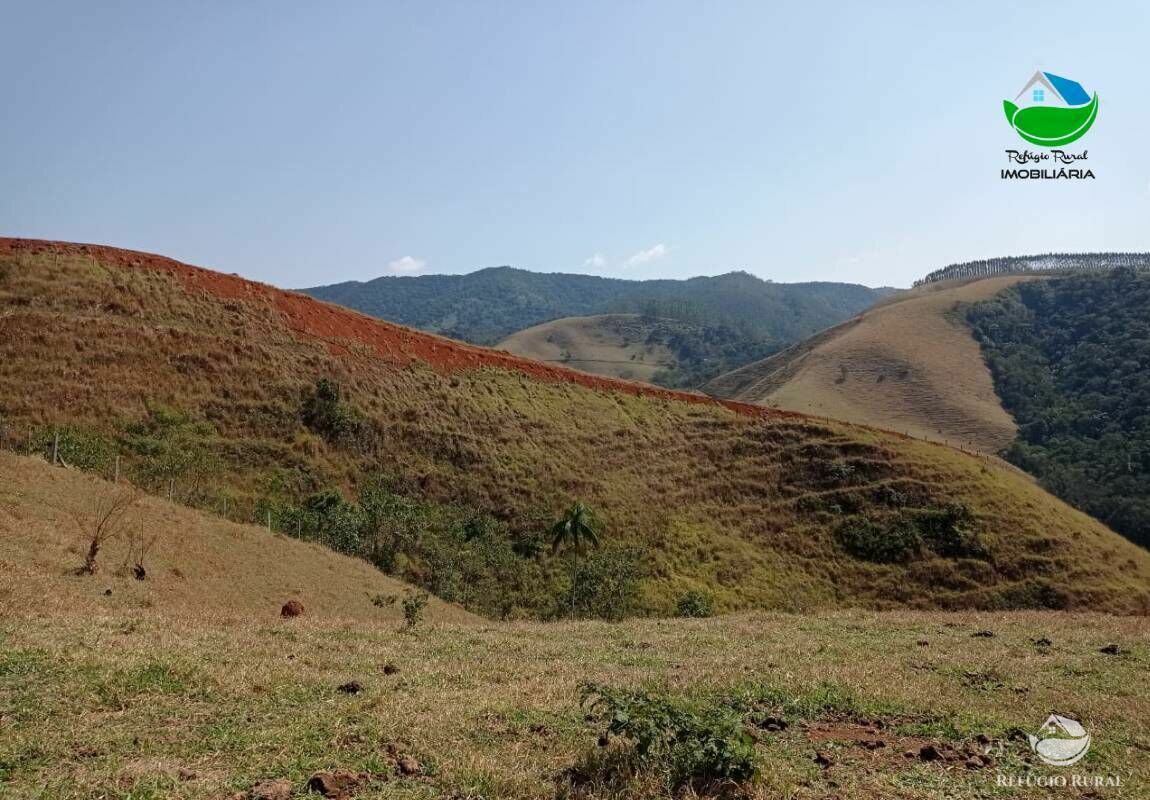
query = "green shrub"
xmin=301 ymin=378 xmax=362 ymax=444
xmin=675 ymin=590 xmax=715 ymax=618
xmin=32 ymin=427 xmax=115 ymax=473
xmin=566 ymin=546 xmax=647 ymax=621
xmin=122 ymin=405 xmax=218 ymax=492
xmin=402 ymin=591 xmax=429 ymax=629
xmin=581 ymin=683 xmax=757 ymax=792
xmin=836 ymin=505 xmax=990 ymax=563
xmin=912 ymin=504 xmax=988 ymax=559
xmin=835 ymin=516 xmax=921 ymax=563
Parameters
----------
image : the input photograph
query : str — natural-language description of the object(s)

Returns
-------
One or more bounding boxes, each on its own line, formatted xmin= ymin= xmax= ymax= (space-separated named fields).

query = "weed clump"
xmin=577 ymin=683 xmax=757 ymax=795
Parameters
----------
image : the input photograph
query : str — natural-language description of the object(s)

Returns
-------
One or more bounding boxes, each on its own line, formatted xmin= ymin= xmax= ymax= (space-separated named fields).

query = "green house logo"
xmin=1004 ymin=71 xmax=1098 ymax=147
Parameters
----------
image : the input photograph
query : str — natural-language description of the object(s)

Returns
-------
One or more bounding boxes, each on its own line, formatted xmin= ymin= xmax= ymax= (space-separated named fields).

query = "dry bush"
xmin=123 ymin=527 xmax=161 ymax=580
xmin=71 ymin=487 xmax=140 ymax=576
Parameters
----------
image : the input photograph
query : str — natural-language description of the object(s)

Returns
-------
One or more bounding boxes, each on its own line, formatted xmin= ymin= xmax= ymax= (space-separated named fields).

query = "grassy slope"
xmin=1 ymin=239 xmax=1149 ymax=614
xmin=497 ymin=315 xmax=678 ymax=384
xmin=2 ymin=600 xmax=1148 ymax=799
xmin=0 ymin=452 xmax=474 ymax=624
xmin=703 ymin=278 xmax=1029 ymax=454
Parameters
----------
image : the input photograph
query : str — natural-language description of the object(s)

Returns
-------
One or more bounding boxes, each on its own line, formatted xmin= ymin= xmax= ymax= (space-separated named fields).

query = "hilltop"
xmin=301 ymin=266 xmax=892 ymax=348
xmin=496 ymin=314 xmax=777 ymax=388
xmin=703 ymin=277 xmax=1028 ymax=454
xmin=2 ymin=238 xmax=1149 ymax=617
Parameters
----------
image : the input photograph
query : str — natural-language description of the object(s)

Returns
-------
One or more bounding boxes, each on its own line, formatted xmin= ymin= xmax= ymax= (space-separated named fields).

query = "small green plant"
xmin=402 ymin=591 xmax=429 ymax=630
xmin=675 ymin=590 xmax=715 ymax=618
xmin=580 ymin=683 xmax=757 ymax=792
xmin=370 ymin=593 xmax=397 ymax=608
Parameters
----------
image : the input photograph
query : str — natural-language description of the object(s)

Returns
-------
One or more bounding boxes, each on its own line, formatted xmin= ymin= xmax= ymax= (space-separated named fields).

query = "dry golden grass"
xmin=0 ymin=452 xmax=474 ymax=624
xmin=0 ymin=243 xmax=1148 ymax=614
xmin=2 ymin=595 xmax=1147 ymax=798
xmin=703 ymin=278 xmax=1036 ymax=454
xmin=497 ymin=315 xmax=676 ymax=383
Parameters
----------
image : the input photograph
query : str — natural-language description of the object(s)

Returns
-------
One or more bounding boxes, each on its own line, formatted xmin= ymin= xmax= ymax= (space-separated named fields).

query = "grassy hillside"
xmin=2 ymin=239 xmax=1149 ymax=618
xmin=0 ymin=451 xmax=473 ymax=624
xmin=497 ymin=314 xmax=777 ymax=388
xmin=967 ymin=269 xmax=1150 ymax=550
xmin=3 ymin=596 xmax=1148 ymax=798
xmin=703 ymin=277 xmax=1028 ymax=454
xmin=301 ymin=266 xmax=892 ymax=347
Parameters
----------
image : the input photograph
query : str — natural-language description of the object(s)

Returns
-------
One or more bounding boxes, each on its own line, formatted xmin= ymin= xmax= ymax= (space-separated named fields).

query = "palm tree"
xmin=550 ymin=502 xmax=602 ymax=616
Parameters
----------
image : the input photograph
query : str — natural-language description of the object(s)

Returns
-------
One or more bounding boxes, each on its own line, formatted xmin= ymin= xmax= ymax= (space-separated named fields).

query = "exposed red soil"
xmin=1 ymin=238 xmax=804 ymax=422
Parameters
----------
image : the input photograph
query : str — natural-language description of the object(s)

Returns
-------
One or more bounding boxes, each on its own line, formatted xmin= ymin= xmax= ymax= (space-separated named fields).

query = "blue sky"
xmin=3 ymin=1 xmax=1148 ymax=288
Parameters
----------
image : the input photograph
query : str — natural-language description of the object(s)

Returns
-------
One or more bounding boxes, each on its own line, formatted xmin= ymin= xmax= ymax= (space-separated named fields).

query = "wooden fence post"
xmin=52 ymin=431 xmax=59 ymax=465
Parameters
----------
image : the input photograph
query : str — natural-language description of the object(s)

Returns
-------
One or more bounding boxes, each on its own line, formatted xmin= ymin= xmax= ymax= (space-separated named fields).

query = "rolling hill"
xmin=300 ymin=267 xmax=893 ymax=347
xmin=2 ymin=238 xmax=1149 ymax=617
xmin=496 ymin=314 xmax=777 ymax=388
xmin=0 ymin=450 xmax=473 ymax=624
xmin=703 ymin=277 xmax=1030 ymax=454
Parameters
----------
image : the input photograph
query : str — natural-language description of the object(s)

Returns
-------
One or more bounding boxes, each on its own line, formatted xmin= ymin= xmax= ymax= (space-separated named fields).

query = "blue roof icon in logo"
xmin=1042 ymin=72 xmax=1091 ymax=106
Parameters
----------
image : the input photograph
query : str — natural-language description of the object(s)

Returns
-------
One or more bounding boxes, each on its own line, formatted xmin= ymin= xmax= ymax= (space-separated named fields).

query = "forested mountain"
xmin=968 ymin=269 xmax=1150 ymax=549
xmin=302 ymin=267 xmax=893 ymax=346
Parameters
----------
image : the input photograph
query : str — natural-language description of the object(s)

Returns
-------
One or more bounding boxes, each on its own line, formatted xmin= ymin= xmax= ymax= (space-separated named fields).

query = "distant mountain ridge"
xmin=915 ymin=252 xmax=1150 ymax=287
xmin=301 ymin=267 xmax=895 ymax=347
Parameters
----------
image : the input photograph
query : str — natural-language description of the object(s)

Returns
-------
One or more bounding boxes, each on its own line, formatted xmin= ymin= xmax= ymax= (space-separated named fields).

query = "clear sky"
xmin=3 ymin=2 xmax=1148 ymax=288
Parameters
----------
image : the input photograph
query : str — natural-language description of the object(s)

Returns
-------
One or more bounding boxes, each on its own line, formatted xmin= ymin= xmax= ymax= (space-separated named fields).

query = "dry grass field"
xmin=0 ymin=240 xmax=1148 ymax=615
xmin=497 ymin=315 xmax=676 ymax=383
xmin=3 ymin=575 xmax=1148 ymax=798
xmin=703 ymin=278 xmax=1035 ymax=454
xmin=1 ymin=457 xmax=1146 ymax=798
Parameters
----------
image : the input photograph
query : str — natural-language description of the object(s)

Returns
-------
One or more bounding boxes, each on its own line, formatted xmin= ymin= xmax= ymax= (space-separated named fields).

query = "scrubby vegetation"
xmin=578 ymin=683 xmax=758 ymax=794
xmin=835 ymin=505 xmax=987 ymax=565
xmin=968 ymin=269 xmax=1150 ymax=549
xmin=675 ymin=590 xmax=715 ymax=618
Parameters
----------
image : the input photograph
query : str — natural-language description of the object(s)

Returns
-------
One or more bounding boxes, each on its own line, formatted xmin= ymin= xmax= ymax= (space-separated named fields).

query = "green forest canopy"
xmin=967 ymin=269 xmax=1150 ymax=549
